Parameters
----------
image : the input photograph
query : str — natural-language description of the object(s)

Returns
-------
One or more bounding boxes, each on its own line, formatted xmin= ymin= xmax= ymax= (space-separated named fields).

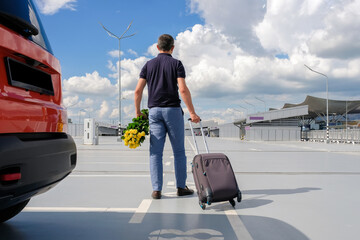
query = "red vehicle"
xmin=0 ymin=0 xmax=76 ymax=222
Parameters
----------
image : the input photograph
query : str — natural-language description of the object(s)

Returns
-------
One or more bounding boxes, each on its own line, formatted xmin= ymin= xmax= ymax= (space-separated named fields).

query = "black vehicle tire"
xmin=0 ymin=199 xmax=30 ymax=223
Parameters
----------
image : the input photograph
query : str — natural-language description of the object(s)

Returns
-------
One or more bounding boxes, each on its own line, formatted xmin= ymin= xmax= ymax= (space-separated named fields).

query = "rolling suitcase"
xmin=188 ymin=119 xmax=242 ymax=210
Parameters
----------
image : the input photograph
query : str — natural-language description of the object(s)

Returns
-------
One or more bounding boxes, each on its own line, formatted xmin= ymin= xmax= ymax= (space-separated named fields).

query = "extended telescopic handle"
xmin=188 ymin=118 xmax=209 ymax=154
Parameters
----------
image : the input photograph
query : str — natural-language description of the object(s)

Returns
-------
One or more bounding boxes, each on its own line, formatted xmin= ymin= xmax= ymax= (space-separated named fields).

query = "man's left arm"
xmin=134 ymin=78 xmax=147 ymax=117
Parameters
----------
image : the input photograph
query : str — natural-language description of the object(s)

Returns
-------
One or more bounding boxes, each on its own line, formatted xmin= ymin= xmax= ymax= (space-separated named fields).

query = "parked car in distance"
xmin=0 ymin=0 xmax=77 ymax=223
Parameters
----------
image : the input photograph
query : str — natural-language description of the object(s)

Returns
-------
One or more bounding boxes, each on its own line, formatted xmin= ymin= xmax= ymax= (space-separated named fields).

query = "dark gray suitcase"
xmin=188 ymin=119 xmax=242 ymax=210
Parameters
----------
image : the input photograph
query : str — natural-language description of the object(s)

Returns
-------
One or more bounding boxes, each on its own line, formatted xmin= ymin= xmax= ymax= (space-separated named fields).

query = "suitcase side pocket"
xmin=204 ymin=157 xmax=238 ymax=201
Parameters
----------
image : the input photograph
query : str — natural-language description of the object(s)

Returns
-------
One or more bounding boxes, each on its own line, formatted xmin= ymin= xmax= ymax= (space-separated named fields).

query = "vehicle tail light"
xmin=57 ymin=108 xmax=67 ymax=132
xmin=57 ymin=122 xmax=64 ymax=132
xmin=1 ymin=173 xmax=22 ymax=181
xmin=0 ymin=167 xmax=21 ymax=185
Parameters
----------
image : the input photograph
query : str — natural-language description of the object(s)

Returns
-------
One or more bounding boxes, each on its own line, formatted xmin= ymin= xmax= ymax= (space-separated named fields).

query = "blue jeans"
xmin=149 ymin=107 xmax=187 ymax=191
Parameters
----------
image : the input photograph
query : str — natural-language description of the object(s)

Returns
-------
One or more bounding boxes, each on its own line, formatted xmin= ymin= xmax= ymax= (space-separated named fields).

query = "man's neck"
xmin=159 ymin=50 xmax=172 ymax=54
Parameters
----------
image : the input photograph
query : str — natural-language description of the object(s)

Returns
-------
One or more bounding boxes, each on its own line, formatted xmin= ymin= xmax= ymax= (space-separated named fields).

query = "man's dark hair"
xmin=158 ymin=34 xmax=174 ymax=51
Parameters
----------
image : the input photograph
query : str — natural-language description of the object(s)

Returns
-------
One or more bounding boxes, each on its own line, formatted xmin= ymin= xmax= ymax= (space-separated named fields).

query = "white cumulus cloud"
xmin=63 ymin=95 xmax=79 ymax=108
xmin=172 ymin=24 xmax=317 ymax=100
xmin=107 ymin=56 xmax=149 ymax=89
xmin=254 ymin=0 xmax=360 ymax=60
xmin=189 ymin=0 xmax=267 ymax=55
xmin=307 ymin=0 xmax=360 ymax=59
xmin=108 ymin=50 xmax=124 ymax=58
xmin=109 ymin=108 xmax=118 ymax=119
xmin=254 ymin=0 xmax=328 ymax=54
xmin=34 ymin=0 xmax=77 ymax=15
xmin=63 ymin=71 xmax=117 ymax=96
xmin=98 ymin=101 xmax=109 ymax=118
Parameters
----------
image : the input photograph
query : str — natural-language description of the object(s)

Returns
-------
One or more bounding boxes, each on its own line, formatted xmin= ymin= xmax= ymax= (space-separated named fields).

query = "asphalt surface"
xmin=1 ymin=136 xmax=360 ymax=240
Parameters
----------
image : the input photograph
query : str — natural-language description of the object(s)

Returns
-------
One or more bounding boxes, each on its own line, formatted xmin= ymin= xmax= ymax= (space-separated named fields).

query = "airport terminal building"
xmin=186 ymin=95 xmax=360 ymax=143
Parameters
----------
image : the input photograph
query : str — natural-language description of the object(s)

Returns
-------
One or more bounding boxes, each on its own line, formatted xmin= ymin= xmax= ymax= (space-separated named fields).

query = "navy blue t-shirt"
xmin=139 ymin=53 xmax=186 ymax=108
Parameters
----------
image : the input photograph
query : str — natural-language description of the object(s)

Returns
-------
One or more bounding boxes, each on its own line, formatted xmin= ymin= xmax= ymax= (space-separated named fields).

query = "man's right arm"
xmin=134 ymin=78 xmax=147 ymax=117
xmin=177 ymin=77 xmax=200 ymax=123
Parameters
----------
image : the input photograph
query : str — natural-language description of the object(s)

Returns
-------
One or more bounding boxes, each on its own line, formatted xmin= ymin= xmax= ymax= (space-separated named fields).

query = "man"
xmin=134 ymin=34 xmax=200 ymax=199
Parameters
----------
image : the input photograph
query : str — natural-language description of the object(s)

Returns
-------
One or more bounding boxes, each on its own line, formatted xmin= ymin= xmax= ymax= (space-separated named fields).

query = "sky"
xmin=34 ymin=0 xmax=360 ymax=125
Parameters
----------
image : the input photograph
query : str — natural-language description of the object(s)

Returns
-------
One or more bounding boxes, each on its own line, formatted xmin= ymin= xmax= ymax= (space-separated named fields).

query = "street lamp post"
xmin=100 ymin=21 xmax=136 ymax=142
xmin=304 ymin=64 xmax=329 ymax=143
xmin=346 ymin=100 xmax=348 ymax=142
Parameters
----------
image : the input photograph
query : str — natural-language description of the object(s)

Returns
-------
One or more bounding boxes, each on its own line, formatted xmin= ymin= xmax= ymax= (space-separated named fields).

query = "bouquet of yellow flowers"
xmin=122 ymin=109 xmax=149 ymax=149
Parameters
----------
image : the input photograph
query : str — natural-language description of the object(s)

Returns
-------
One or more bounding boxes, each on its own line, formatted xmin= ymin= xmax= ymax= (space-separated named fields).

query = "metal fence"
xmin=67 ymin=123 xmax=84 ymax=137
xmin=302 ymin=129 xmax=360 ymax=143
xmin=246 ymin=126 xmax=301 ymax=141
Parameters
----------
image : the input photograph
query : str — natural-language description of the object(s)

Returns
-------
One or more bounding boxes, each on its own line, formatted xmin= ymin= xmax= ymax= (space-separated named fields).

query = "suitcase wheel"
xmin=229 ymin=199 xmax=236 ymax=208
xmin=199 ymin=201 xmax=206 ymax=210
xmin=207 ymin=196 xmax=212 ymax=205
xmin=237 ymin=191 xmax=242 ymax=203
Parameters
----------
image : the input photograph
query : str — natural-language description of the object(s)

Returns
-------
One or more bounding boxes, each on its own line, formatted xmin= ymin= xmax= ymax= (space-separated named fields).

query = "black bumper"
xmin=0 ymin=133 xmax=77 ymax=210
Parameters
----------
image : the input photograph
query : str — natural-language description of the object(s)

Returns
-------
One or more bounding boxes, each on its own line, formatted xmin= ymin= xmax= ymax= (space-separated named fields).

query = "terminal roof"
xmin=283 ymin=95 xmax=360 ymax=118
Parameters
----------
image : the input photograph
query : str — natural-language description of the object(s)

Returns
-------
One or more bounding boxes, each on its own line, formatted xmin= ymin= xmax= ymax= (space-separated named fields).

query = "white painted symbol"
xmin=148 ymin=229 xmax=224 ymax=240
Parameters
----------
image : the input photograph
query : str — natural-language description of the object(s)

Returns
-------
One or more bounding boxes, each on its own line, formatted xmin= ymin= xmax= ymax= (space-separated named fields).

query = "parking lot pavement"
xmin=1 ymin=136 xmax=360 ymax=239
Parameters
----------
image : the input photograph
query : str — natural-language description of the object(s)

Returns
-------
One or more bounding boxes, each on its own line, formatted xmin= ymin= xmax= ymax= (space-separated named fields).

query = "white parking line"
xmin=70 ymin=174 xmax=150 ymax=178
xmin=24 ymin=207 xmax=137 ymax=212
xmin=162 ymin=192 xmax=178 ymax=197
xmin=129 ymin=199 xmax=152 ymax=224
xmin=26 ymin=200 xmax=153 ymax=225
xmin=225 ymin=209 xmax=253 ymax=240
xmin=81 ymin=162 xmax=148 ymax=165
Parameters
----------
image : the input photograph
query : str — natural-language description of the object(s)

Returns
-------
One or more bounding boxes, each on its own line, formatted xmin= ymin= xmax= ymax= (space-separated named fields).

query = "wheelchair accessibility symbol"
xmin=148 ymin=228 xmax=224 ymax=240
